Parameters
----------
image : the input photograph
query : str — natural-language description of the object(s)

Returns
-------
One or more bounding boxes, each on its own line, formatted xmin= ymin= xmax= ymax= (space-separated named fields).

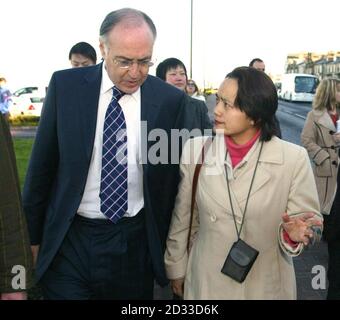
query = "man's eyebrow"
xmin=115 ymin=55 xmax=151 ymax=61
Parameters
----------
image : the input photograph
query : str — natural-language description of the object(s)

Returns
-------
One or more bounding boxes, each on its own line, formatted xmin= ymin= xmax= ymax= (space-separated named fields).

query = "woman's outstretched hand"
xmin=282 ymin=212 xmax=322 ymax=246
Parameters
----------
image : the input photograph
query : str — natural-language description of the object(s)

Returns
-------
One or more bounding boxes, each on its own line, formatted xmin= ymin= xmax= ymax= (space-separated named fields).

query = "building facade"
xmin=285 ymin=51 xmax=340 ymax=79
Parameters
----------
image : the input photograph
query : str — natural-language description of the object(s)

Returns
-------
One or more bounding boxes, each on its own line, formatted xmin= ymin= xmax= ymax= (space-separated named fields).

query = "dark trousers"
xmin=327 ymin=239 xmax=340 ymax=300
xmin=40 ymin=210 xmax=153 ymax=300
xmin=323 ymin=207 xmax=340 ymax=300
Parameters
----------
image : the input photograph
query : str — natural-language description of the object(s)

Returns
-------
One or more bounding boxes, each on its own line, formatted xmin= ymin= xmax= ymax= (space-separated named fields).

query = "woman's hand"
xmin=170 ymin=278 xmax=185 ymax=298
xmin=1 ymin=292 xmax=27 ymax=300
xmin=282 ymin=212 xmax=322 ymax=245
xmin=332 ymin=132 xmax=340 ymax=145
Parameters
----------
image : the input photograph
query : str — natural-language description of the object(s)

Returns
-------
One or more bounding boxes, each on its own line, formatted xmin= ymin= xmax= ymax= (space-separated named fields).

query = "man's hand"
xmin=170 ymin=278 xmax=185 ymax=298
xmin=1 ymin=292 xmax=27 ymax=300
xmin=282 ymin=212 xmax=322 ymax=246
xmin=31 ymin=245 xmax=40 ymax=268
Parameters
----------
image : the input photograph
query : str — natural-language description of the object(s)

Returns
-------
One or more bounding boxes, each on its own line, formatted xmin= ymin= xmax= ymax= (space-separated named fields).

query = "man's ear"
xmin=99 ymin=40 xmax=107 ymax=59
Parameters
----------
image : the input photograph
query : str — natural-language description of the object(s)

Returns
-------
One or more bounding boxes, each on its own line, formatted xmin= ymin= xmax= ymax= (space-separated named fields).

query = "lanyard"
xmin=225 ymin=142 xmax=263 ymax=239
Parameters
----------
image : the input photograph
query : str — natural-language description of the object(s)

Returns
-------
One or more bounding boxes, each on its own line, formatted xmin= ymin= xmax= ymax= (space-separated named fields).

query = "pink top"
xmin=224 ymin=130 xmax=261 ymax=168
xmin=329 ymin=113 xmax=338 ymax=126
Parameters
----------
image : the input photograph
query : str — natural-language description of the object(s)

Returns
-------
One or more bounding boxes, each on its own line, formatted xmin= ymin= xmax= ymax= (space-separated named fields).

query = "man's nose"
xmin=128 ymin=63 xmax=140 ymax=77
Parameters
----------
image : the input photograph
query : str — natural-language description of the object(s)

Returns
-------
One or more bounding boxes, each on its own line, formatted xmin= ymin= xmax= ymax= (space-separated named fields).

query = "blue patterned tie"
xmin=100 ymin=86 xmax=127 ymax=223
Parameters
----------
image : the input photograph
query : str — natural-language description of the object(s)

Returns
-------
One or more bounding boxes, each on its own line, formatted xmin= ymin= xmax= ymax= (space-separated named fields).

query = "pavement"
xmin=10 ymin=126 xmax=37 ymax=138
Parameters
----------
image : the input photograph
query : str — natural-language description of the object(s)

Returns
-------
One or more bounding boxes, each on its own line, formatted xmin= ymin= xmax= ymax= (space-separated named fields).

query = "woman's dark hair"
xmin=156 ymin=58 xmax=187 ymax=81
xmin=225 ymin=66 xmax=278 ymax=141
xmin=69 ymin=42 xmax=97 ymax=64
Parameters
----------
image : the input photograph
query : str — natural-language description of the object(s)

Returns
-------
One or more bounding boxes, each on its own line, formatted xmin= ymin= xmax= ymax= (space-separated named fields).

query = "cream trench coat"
xmin=165 ymin=135 xmax=321 ymax=300
xmin=301 ymin=109 xmax=339 ymax=214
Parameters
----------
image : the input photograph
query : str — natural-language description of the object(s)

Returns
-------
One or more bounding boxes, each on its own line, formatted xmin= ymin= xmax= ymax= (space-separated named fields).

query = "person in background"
xmin=301 ymin=78 xmax=340 ymax=215
xmin=249 ymin=58 xmax=282 ymax=138
xmin=156 ymin=58 xmax=187 ymax=91
xmin=249 ymin=58 xmax=265 ymax=72
xmin=186 ymin=79 xmax=206 ymax=102
xmin=69 ymin=42 xmax=97 ymax=68
xmin=23 ymin=8 xmax=210 ymax=300
xmin=0 ymin=114 xmax=33 ymax=300
xmin=301 ymin=78 xmax=340 ymax=300
xmin=165 ymin=67 xmax=322 ymax=299
xmin=0 ymin=77 xmax=12 ymax=122
xmin=156 ymin=57 xmax=212 ymax=128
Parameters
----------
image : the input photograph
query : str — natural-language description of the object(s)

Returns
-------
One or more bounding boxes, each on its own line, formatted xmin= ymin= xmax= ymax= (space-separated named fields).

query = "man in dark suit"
xmin=0 ymin=114 xmax=33 ymax=300
xmin=23 ymin=8 xmax=211 ymax=300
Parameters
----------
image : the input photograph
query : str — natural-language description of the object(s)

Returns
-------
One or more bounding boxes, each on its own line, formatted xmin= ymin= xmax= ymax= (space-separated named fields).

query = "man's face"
xmin=70 ymin=54 xmax=95 ymax=68
xmin=252 ymin=61 xmax=265 ymax=72
xmin=99 ymin=22 xmax=154 ymax=94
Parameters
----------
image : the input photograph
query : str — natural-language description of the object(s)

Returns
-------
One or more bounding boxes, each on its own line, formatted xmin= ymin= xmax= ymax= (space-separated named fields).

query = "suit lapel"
xmin=140 ymin=77 xmax=160 ymax=167
xmin=79 ymin=64 xmax=102 ymax=159
xmin=141 ymin=77 xmax=160 ymax=130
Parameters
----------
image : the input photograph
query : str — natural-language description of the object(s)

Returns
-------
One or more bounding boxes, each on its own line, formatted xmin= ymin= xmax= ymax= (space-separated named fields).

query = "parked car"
xmin=10 ymin=86 xmax=46 ymax=117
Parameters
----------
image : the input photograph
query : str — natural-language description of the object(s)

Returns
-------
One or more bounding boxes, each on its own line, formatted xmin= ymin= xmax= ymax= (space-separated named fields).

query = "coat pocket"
xmin=315 ymin=158 xmax=332 ymax=177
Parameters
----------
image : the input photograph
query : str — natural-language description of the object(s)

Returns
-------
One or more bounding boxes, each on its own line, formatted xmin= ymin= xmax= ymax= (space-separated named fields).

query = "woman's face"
xmin=214 ymin=78 xmax=257 ymax=144
xmin=165 ymin=66 xmax=187 ymax=91
xmin=186 ymin=81 xmax=196 ymax=95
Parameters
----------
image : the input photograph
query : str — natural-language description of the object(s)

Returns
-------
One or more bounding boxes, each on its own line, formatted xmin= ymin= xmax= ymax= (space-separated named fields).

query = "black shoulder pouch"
xmin=221 ymin=238 xmax=259 ymax=283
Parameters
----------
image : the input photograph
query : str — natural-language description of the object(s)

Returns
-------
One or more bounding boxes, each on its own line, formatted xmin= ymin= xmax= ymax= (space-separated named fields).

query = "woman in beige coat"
xmin=165 ymin=67 xmax=322 ymax=300
xmin=301 ymin=78 xmax=340 ymax=299
xmin=301 ymin=78 xmax=340 ymax=215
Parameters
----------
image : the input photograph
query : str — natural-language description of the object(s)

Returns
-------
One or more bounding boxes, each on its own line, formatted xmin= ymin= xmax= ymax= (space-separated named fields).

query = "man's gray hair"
xmin=100 ymin=8 xmax=157 ymax=43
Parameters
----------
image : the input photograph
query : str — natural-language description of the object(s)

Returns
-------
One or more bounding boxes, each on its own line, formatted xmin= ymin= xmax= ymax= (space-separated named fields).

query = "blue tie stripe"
xmin=100 ymin=86 xmax=127 ymax=223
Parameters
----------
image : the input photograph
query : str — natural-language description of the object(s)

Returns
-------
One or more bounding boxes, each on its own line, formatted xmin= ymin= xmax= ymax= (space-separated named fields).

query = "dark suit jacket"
xmin=0 ymin=115 xmax=33 ymax=293
xmin=23 ymin=63 xmax=212 ymax=286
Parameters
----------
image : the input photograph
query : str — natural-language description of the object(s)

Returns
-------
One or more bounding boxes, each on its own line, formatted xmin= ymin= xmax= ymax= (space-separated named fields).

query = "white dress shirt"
xmin=77 ymin=63 xmax=144 ymax=219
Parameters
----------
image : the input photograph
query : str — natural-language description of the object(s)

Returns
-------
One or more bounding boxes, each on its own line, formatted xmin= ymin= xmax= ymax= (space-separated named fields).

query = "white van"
xmin=281 ymin=73 xmax=319 ymax=102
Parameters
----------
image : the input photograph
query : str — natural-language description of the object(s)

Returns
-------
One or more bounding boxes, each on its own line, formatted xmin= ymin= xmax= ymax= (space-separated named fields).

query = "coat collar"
xmin=204 ymin=134 xmax=284 ymax=168
xmin=312 ymin=109 xmax=336 ymax=131
xmin=200 ymin=135 xmax=284 ymax=217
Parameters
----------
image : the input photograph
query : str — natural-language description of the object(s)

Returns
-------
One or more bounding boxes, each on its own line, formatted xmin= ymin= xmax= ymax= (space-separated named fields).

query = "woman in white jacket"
xmin=165 ymin=67 xmax=323 ymax=300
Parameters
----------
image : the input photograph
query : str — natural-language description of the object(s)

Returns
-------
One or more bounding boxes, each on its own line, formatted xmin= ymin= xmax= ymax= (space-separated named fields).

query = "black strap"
xmin=187 ymin=137 xmax=213 ymax=252
xmin=225 ymin=142 xmax=264 ymax=239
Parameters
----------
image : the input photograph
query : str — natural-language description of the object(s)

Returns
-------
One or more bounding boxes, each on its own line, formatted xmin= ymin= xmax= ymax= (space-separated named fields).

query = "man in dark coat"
xmin=0 ymin=114 xmax=33 ymax=299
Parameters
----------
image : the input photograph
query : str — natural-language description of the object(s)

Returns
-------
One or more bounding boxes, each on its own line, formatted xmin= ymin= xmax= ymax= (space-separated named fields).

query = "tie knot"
xmin=112 ymin=86 xmax=125 ymax=101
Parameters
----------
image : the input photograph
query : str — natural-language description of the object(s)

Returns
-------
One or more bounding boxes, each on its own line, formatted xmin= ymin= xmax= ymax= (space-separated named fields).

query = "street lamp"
xmin=190 ymin=0 xmax=193 ymax=79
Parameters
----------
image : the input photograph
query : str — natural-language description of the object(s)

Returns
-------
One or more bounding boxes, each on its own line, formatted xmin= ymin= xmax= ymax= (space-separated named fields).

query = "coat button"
xmin=332 ymin=160 xmax=337 ymax=166
xmin=330 ymin=130 xmax=335 ymax=135
xmin=331 ymin=145 xmax=335 ymax=150
xmin=210 ymin=215 xmax=217 ymax=222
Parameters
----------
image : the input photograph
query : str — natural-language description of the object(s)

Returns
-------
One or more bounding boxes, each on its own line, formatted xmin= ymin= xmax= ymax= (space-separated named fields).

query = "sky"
xmin=1 ymin=0 xmax=339 ymax=91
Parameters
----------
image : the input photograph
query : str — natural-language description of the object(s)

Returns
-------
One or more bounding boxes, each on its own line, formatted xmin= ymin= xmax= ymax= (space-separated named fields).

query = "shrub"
xmin=9 ymin=115 xmax=40 ymax=127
